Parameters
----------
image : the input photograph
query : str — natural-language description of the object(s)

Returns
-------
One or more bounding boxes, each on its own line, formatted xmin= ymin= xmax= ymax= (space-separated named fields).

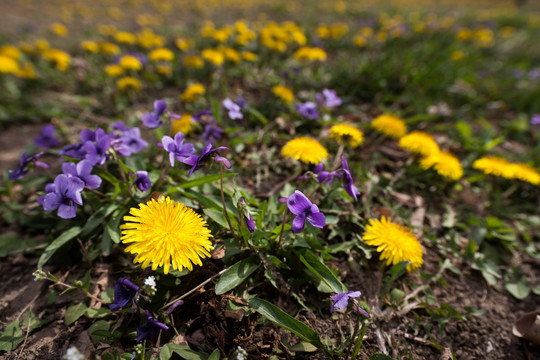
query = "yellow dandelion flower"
xmin=50 ymin=22 xmax=68 ymax=37
xmin=81 ymin=40 xmax=99 ymax=53
xmin=0 ymin=45 xmax=21 ymax=60
xmin=149 ymin=48 xmax=174 ymax=62
xmin=201 ymin=48 xmax=224 ymax=66
xmin=420 ymin=150 xmax=463 ymax=180
xmin=509 ymin=163 xmax=540 ymax=185
xmin=100 ymin=42 xmax=121 ymax=55
xmin=451 ymin=50 xmax=464 ymax=61
xmin=105 ymin=64 xmax=124 ymax=77
xmin=43 ymin=49 xmax=70 ymax=71
xmin=175 ymin=37 xmax=192 ymax=51
xmin=115 ymin=31 xmax=136 ymax=44
xmin=15 ymin=62 xmax=37 ymax=79
xmin=171 ymin=114 xmax=193 ymax=135
xmin=272 ymin=85 xmax=295 ymax=104
xmin=371 ymin=114 xmax=407 ymax=138
xmin=0 ymin=55 xmax=19 ymax=74
xmin=119 ymin=55 xmax=143 ymax=71
xmin=181 ymin=83 xmax=205 ymax=103
xmin=472 ymin=156 xmax=515 ymax=179
xmin=220 ymin=46 xmax=241 ymax=63
xmin=329 ymin=124 xmax=364 ymax=148
xmin=242 ymin=51 xmax=258 ymax=62
xmin=398 ymin=131 xmax=439 ymax=157
xmin=116 ymin=76 xmax=141 ymax=92
xmin=157 ymin=65 xmax=172 ymax=75
xmin=121 ymin=196 xmax=213 ymax=274
xmin=293 ymin=47 xmax=327 ymax=62
xmin=281 ymin=137 xmax=328 ymax=164
xmin=362 ymin=216 xmax=423 ymax=271
xmin=183 ymin=55 xmax=204 ymax=68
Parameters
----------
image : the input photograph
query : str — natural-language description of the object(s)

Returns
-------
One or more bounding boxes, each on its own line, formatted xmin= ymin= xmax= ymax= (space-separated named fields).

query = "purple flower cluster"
xmin=112 ymin=121 xmax=148 ymax=156
xmin=133 ymin=171 xmax=151 ymax=192
xmin=38 ymin=174 xmax=84 ymax=219
xmin=193 ymin=110 xmax=224 ymax=144
xmin=222 ymin=98 xmax=244 ymax=120
xmin=303 ymin=156 xmax=360 ymax=201
xmin=531 ymin=114 xmax=540 ymax=126
xmin=110 ymin=278 xmax=140 ymax=311
xmin=295 ymin=101 xmax=319 ymax=120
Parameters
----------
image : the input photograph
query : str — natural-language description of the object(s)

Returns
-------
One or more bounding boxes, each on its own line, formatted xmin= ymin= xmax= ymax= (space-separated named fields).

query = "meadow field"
xmin=1 ymin=0 xmax=540 ymax=359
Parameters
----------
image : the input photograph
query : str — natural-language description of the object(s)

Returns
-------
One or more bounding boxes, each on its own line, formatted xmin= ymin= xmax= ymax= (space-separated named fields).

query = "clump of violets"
xmin=137 ymin=310 xmax=169 ymax=341
xmin=83 ymin=128 xmax=112 ymax=166
xmin=161 ymin=132 xmax=195 ymax=166
xmin=295 ymin=101 xmax=319 ymax=120
xmin=286 ymin=190 xmax=326 ymax=233
xmin=142 ymin=99 xmax=168 ymax=129
xmin=34 ymin=124 xmax=60 ymax=148
xmin=183 ymin=143 xmax=231 ymax=177
xmin=311 ymin=163 xmax=341 ymax=184
xmin=316 ymin=88 xmax=342 ymax=108
xmin=133 ymin=171 xmax=151 ymax=192
xmin=112 ymin=121 xmax=148 ymax=156
xmin=62 ymin=160 xmax=102 ymax=190
xmin=194 ymin=110 xmax=224 ymax=144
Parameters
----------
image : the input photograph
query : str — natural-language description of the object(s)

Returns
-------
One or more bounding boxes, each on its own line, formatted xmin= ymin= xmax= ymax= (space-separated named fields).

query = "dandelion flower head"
xmin=329 ymin=123 xmax=364 ymax=148
xmin=472 ymin=156 xmax=515 ymax=179
xmin=281 ymin=137 xmax=328 ymax=165
xmin=398 ymin=131 xmax=439 ymax=157
xmin=362 ymin=216 xmax=423 ymax=271
xmin=121 ymin=196 xmax=213 ymax=274
xmin=371 ymin=114 xmax=407 ymax=138
xmin=420 ymin=150 xmax=463 ymax=180
xmin=509 ymin=163 xmax=540 ymax=185
xmin=272 ymin=85 xmax=295 ymax=104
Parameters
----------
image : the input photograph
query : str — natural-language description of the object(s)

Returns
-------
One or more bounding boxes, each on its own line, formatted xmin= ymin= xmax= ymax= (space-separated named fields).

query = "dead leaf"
xmin=513 ymin=310 xmax=540 ymax=344
xmin=225 ymin=309 xmax=245 ymax=321
xmin=172 ymin=334 xmax=189 ymax=346
xmin=211 ymin=245 xmax=226 ymax=259
xmin=410 ymin=207 xmax=426 ymax=228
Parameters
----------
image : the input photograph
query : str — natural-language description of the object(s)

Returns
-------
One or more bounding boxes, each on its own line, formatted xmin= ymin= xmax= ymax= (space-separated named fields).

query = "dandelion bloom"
xmin=281 ymin=137 xmax=328 ymax=165
xmin=181 ymin=83 xmax=205 ymax=102
xmin=171 ymin=114 xmax=194 ymax=135
xmin=0 ymin=55 xmax=19 ymax=74
xmin=420 ymin=151 xmax=463 ymax=180
xmin=509 ymin=163 xmax=540 ymax=185
xmin=272 ymin=85 xmax=295 ymax=104
xmin=43 ymin=49 xmax=71 ymax=71
xmin=398 ymin=131 xmax=439 ymax=157
xmin=329 ymin=124 xmax=364 ymax=148
xmin=117 ymin=77 xmax=141 ymax=92
xmin=201 ymin=48 xmax=224 ymax=66
xmin=472 ymin=156 xmax=515 ymax=179
xmin=183 ymin=55 xmax=204 ymax=68
xmin=371 ymin=114 xmax=407 ymax=138
xmin=149 ymin=48 xmax=174 ymax=62
xmin=362 ymin=216 xmax=423 ymax=271
xmin=119 ymin=55 xmax=143 ymax=71
xmin=121 ymin=196 xmax=213 ymax=274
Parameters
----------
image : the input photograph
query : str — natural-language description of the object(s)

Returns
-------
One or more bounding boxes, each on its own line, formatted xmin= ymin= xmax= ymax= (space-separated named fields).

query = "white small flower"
xmin=32 ymin=269 xmax=47 ymax=281
xmin=64 ymin=346 xmax=84 ymax=360
xmin=144 ymin=276 xmax=157 ymax=291
xmin=234 ymin=346 xmax=248 ymax=360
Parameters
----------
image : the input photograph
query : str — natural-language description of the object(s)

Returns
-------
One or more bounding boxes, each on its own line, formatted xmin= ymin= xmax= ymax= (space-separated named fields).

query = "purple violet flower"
xmin=295 ymin=102 xmax=319 ymax=120
xmin=202 ymin=123 xmax=224 ymax=144
xmin=37 ymin=174 xmax=84 ymax=219
xmin=34 ymin=124 xmax=60 ymax=148
xmin=114 ymin=127 xmax=148 ymax=156
xmin=330 ymin=291 xmax=362 ymax=313
xmin=316 ymin=89 xmax=342 ymax=108
xmin=8 ymin=152 xmax=46 ymax=180
xmin=239 ymin=197 xmax=255 ymax=233
xmin=236 ymin=97 xmax=248 ymax=109
xmin=137 ymin=310 xmax=169 ymax=342
xmin=531 ymin=114 xmax=540 ymax=126
xmin=84 ymin=128 xmax=112 ymax=166
xmin=183 ymin=143 xmax=231 ymax=177
xmin=286 ymin=190 xmax=326 ymax=233
xmin=165 ymin=299 xmax=184 ymax=315
xmin=62 ymin=160 xmax=102 ymax=189
xmin=60 ymin=143 xmax=86 ymax=159
xmin=110 ymin=278 xmax=140 ymax=311
xmin=312 ymin=163 xmax=341 ymax=184
xmin=341 ymin=156 xmax=360 ymax=201
xmin=222 ymin=98 xmax=243 ymax=120
xmin=161 ymin=132 xmax=195 ymax=167
xmin=133 ymin=171 xmax=151 ymax=192
xmin=142 ymin=99 xmax=167 ymax=129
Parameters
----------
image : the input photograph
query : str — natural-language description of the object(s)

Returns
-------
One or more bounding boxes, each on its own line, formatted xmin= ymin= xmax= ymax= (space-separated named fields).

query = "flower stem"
xmin=219 ymin=162 xmax=236 ymax=238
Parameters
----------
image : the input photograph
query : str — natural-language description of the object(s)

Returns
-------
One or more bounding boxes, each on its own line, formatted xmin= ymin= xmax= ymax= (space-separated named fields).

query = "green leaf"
xmin=0 ymin=310 xmax=44 ymax=351
xmin=290 ymin=342 xmax=318 ymax=352
xmin=81 ymin=203 xmax=119 ymax=237
xmin=38 ymin=226 xmax=82 ymax=268
xmin=88 ymin=320 xmax=110 ymax=342
xmin=0 ymin=235 xmax=38 ymax=257
xmin=208 ymin=349 xmax=221 ymax=360
xmin=160 ymin=344 xmax=207 ymax=360
xmin=505 ymin=280 xmax=531 ymax=300
xmin=65 ymin=303 xmax=88 ymax=325
xmin=245 ymin=107 xmax=268 ymax=125
xmin=381 ymin=261 xmax=410 ymax=295
xmin=168 ymin=173 xmax=236 ymax=192
xmin=249 ymin=298 xmax=323 ymax=348
xmin=215 ymin=256 xmax=260 ymax=295
xmin=204 ymin=208 xmax=231 ymax=229
xmin=296 ymin=249 xmax=346 ymax=293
